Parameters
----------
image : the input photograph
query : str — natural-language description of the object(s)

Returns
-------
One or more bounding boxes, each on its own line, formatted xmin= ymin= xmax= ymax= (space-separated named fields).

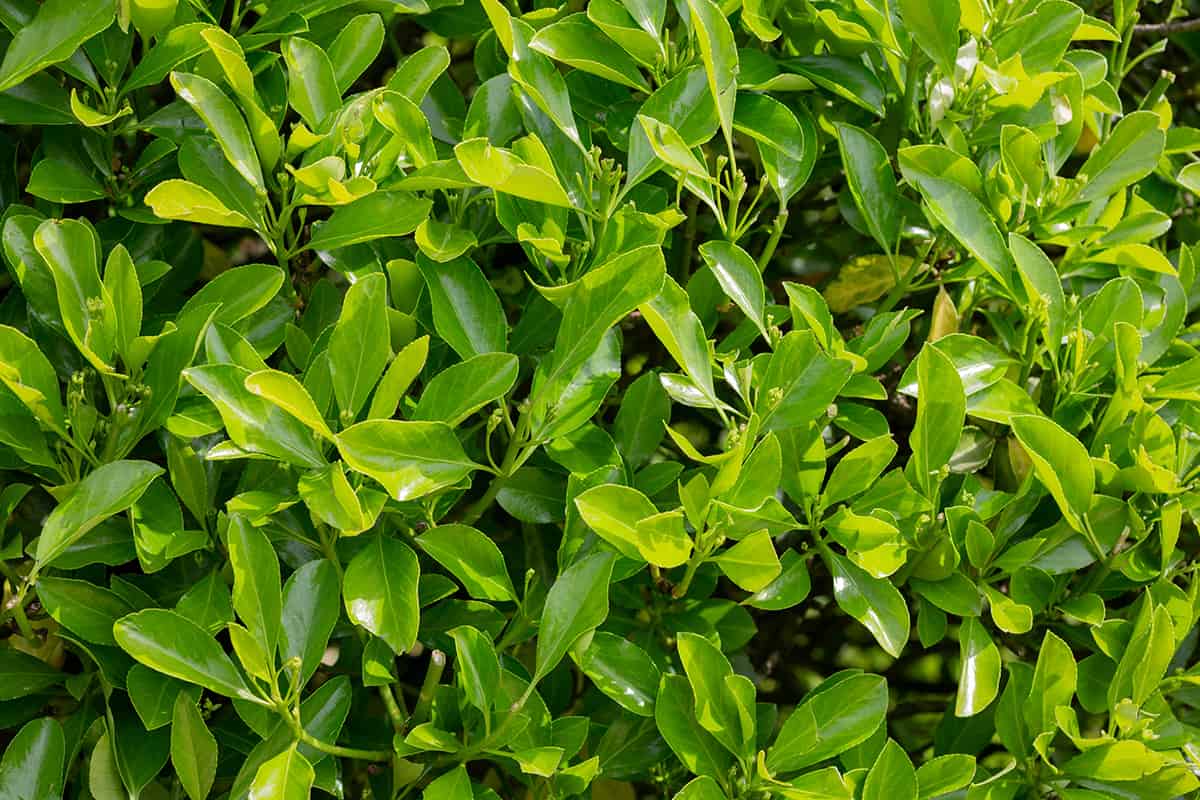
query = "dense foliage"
xmin=1 ymin=0 xmax=1199 ymax=797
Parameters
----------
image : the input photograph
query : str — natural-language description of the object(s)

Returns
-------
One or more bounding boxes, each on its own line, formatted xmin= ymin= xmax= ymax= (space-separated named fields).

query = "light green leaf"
xmin=899 ymin=0 xmax=959 ymax=75
xmin=343 ymin=535 xmax=420 ymax=655
xmin=113 ymin=609 xmax=258 ymax=701
xmin=36 ymin=460 xmax=163 ymax=567
xmin=534 ymin=552 xmax=615 ymax=684
xmin=171 ymin=695 xmax=217 ymax=800
xmin=305 ymin=192 xmax=432 ymax=251
xmin=283 ymin=37 xmax=340 ymax=131
xmin=337 ymin=420 xmax=478 ymax=501
xmin=329 ymin=274 xmax=391 ymax=421
xmin=1011 ymin=414 xmax=1094 ymax=532
xmin=249 ymin=744 xmax=313 ymax=800
xmin=836 ymin=123 xmax=901 ymax=254
xmin=171 ymin=71 xmax=264 ymax=192
xmin=0 ymin=0 xmax=113 ymax=92
xmin=826 ymin=551 xmax=909 ymax=658
xmin=417 ymin=524 xmax=517 ymax=602
xmin=956 ymin=617 xmax=1000 ymax=716
xmin=699 ymin=240 xmax=768 ymax=339
xmin=910 ymin=345 xmax=965 ymax=495
xmin=713 ymin=530 xmax=781 ymax=592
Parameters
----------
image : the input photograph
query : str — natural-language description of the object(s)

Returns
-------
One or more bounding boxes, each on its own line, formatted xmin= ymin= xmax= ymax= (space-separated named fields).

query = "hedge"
xmin=0 ymin=0 xmax=1198 ymax=798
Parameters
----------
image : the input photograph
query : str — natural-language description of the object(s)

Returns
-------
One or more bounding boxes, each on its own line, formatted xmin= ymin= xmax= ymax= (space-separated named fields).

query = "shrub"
xmin=0 ymin=0 xmax=1198 ymax=798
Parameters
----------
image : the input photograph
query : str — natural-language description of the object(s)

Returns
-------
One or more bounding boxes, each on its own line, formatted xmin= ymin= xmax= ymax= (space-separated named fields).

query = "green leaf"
xmin=328 ymin=14 xmax=384 ymax=93
xmin=534 ymin=552 xmax=615 ymax=684
xmin=87 ymin=733 xmax=122 ymax=800
xmin=0 ymin=0 xmax=113 ymax=92
xmin=422 ymin=765 xmax=472 ymax=799
xmin=676 ymin=632 xmax=754 ymax=759
xmin=836 ymin=123 xmax=901 ymax=254
xmin=417 ymin=524 xmax=517 ymax=602
xmin=899 ymin=0 xmax=959 ymax=75
xmin=36 ymin=577 xmax=132 ymax=646
xmin=531 ymin=245 xmax=665 ymax=410
xmin=756 ymin=331 xmax=853 ymax=433
xmin=864 ymin=739 xmax=917 ymax=800
xmin=822 ymin=436 xmax=897 ymax=508
xmin=955 ymin=617 xmax=1000 ymax=716
xmin=910 ymin=345 xmax=965 ymax=495
xmin=417 ymin=253 xmax=508 ymax=360
xmin=733 ymin=93 xmax=817 ymax=204
xmin=699 ymin=240 xmax=768 ymax=339
xmin=0 ymin=649 xmax=62 ymax=700
xmin=994 ymin=0 xmax=1082 ymax=74
xmin=26 ymin=158 xmax=105 ymax=203
xmin=305 ymin=192 xmax=432 ymax=251
xmin=916 ymin=754 xmax=976 ymax=799
xmin=640 ymin=276 xmax=723 ymax=411
xmin=685 ymin=0 xmax=737 ymax=147
xmin=576 ymin=632 xmax=660 ymax=717
xmin=36 ymin=460 xmax=163 ymax=567
xmin=228 ymin=516 xmax=282 ymax=661
xmin=575 ymin=483 xmax=691 ymax=567
xmin=244 ymin=369 xmax=335 ymax=441
xmin=0 ymin=324 xmax=67 ymax=432
xmin=343 ymin=535 xmax=420 ymax=655
xmin=280 ymin=559 xmax=340 ymax=684
xmin=901 ymin=169 xmax=1015 ymax=292
xmin=784 ymin=56 xmax=884 ymax=115
xmin=613 ymin=371 xmax=671 ymax=469
xmin=656 ymin=674 xmax=734 ymax=779
xmin=113 ymin=609 xmax=258 ymax=701
xmin=449 ymin=626 xmax=501 ymax=714
xmin=412 ymin=353 xmax=518 ymax=427
xmin=170 ymin=71 xmax=264 ymax=192
xmin=369 ymin=336 xmax=429 ymax=420
xmin=249 ymin=744 xmax=313 ymax=800
xmin=767 ymin=672 xmax=888 ymax=773
xmin=415 ymin=218 xmax=477 ymax=262
xmin=531 ymin=14 xmax=651 ymax=91
xmin=1074 ymin=111 xmax=1165 ymax=203
xmin=0 ymin=718 xmax=64 ymax=800
xmin=744 ymin=550 xmax=812 ymax=611
xmin=826 ymin=551 xmax=909 ymax=658
xmin=588 ymin=0 xmax=662 ymax=67
xmin=673 ymin=777 xmax=726 ymax=800
xmin=122 ymin=23 xmax=210 ymax=93
xmin=171 ymin=695 xmax=218 ymax=800
xmin=283 ymin=37 xmax=340 ymax=131
xmin=454 ymin=136 xmax=573 ymax=207
xmin=33 ymin=217 xmax=117 ymax=372
xmin=1011 ymin=414 xmax=1094 ymax=532
xmin=337 ymin=420 xmax=478 ymax=501
xmin=145 ymin=179 xmax=257 ymax=229
xmin=185 ymin=364 xmax=326 ymax=467
xmin=1023 ymin=631 xmax=1076 ymax=736
xmin=329 ymin=273 xmax=391 ymax=421
xmin=713 ymin=530 xmax=781 ymax=592
xmin=1009 ymin=234 xmax=1065 ymax=358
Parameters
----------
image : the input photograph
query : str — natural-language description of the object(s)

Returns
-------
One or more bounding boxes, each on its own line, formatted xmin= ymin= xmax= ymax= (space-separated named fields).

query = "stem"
xmin=9 ymin=586 xmax=35 ymax=640
xmin=380 ymin=683 xmax=406 ymax=734
xmin=1133 ymin=17 xmax=1200 ymax=34
xmin=757 ymin=209 xmax=788 ymax=272
xmin=671 ymin=551 xmax=705 ymax=599
xmin=457 ymin=411 xmax=529 ymax=524
xmin=410 ymin=650 xmax=446 ymax=727
xmin=291 ymin=718 xmax=391 ymax=762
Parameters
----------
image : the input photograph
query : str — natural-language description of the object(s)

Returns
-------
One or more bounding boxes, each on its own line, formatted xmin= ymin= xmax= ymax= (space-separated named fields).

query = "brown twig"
xmin=1134 ymin=17 xmax=1200 ymax=34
